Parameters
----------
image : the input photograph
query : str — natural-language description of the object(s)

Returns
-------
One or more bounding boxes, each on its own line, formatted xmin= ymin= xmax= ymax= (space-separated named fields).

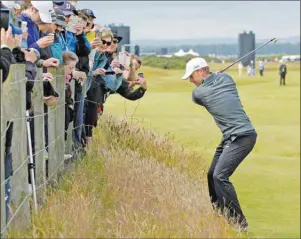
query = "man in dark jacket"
xmin=0 ymin=46 xmax=13 ymax=82
xmin=0 ymin=26 xmax=21 ymax=222
xmin=279 ymin=63 xmax=287 ymax=86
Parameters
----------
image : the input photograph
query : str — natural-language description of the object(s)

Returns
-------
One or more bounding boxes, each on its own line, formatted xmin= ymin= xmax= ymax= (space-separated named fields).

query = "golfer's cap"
xmin=31 ymin=1 xmax=54 ymax=24
xmin=181 ymin=57 xmax=208 ymax=80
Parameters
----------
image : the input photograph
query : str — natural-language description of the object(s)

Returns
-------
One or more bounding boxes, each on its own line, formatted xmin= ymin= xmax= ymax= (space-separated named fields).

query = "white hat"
xmin=2 ymin=1 xmax=22 ymax=9
xmin=31 ymin=1 xmax=54 ymax=24
xmin=181 ymin=57 xmax=208 ymax=80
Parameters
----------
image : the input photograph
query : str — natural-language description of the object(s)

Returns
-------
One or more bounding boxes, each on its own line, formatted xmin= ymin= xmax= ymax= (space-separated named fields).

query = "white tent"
xmin=174 ymin=49 xmax=187 ymax=57
xmin=187 ymin=49 xmax=199 ymax=56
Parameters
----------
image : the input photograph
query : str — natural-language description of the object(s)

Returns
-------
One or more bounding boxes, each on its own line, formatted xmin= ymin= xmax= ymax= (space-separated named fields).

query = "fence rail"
xmin=0 ymin=65 xmax=78 ymax=237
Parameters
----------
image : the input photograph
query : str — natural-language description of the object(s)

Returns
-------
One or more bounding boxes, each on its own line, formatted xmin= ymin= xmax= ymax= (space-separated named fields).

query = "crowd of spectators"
xmin=0 ymin=0 xmax=147 ymax=223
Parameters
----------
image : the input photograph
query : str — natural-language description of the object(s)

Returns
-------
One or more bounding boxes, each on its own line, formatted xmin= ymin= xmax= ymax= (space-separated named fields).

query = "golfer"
xmin=181 ymin=58 xmax=257 ymax=231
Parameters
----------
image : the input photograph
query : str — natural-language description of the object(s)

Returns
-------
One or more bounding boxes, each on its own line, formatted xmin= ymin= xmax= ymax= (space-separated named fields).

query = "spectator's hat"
xmin=52 ymin=0 xmax=65 ymax=6
xmin=81 ymin=9 xmax=96 ymax=19
xmin=57 ymin=1 xmax=78 ymax=16
xmin=53 ymin=7 xmax=67 ymax=27
xmin=31 ymin=1 xmax=54 ymax=24
xmin=111 ymin=29 xmax=123 ymax=43
xmin=181 ymin=57 xmax=208 ymax=80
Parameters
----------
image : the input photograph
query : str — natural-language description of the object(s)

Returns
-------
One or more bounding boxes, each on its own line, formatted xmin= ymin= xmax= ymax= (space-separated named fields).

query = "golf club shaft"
xmin=220 ymin=38 xmax=276 ymax=73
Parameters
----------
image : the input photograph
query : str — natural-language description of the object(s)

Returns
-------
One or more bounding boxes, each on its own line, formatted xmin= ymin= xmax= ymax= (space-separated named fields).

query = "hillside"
xmin=9 ymin=117 xmax=239 ymax=238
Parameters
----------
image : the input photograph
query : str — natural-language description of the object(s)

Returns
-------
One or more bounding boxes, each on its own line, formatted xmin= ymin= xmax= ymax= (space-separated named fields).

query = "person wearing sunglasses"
xmin=85 ymin=29 xmax=115 ymax=144
xmin=84 ymin=29 xmax=147 ymax=146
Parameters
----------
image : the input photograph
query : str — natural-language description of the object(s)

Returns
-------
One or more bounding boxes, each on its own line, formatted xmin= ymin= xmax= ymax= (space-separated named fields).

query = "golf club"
xmin=220 ymin=37 xmax=277 ymax=73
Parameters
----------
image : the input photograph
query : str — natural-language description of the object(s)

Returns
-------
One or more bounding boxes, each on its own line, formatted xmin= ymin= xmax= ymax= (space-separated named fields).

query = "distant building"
xmin=161 ymin=48 xmax=168 ymax=55
xmin=107 ymin=23 xmax=130 ymax=51
xmin=238 ymin=31 xmax=255 ymax=67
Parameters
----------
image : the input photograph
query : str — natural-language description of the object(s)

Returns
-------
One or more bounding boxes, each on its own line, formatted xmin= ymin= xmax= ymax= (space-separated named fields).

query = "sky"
xmin=76 ymin=1 xmax=300 ymax=40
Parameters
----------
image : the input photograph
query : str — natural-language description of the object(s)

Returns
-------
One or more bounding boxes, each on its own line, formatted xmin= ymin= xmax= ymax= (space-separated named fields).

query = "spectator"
xmin=0 ymin=27 xmax=15 ymax=82
xmin=0 ymin=26 xmax=22 ymax=223
xmin=50 ymin=8 xmax=67 ymax=64
xmin=279 ymin=63 xmax=287 ymax=86
xmin=250 ymin=60 xmax=255 ymax=76
xmin=238 ymin=61 xmax=243 ymax=77
xmin=62 ymin=51 xmax=79 ymax=140
xmin=259 ymin=60 xmax=264 ymax=77
xmin=81 ymin=9 xmax=96 ymax=43
xmin=18 ymin=1 xmax=55 ymax=52
xmin=247 ymin=64 xmax=251 ymax=77
xmin=85 ymin=29 xmax=147 ymax=145
xmin=57 ymin=2 xmax=91 ymax=150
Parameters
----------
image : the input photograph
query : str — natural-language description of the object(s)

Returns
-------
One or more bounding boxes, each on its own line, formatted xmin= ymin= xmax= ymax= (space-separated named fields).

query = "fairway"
xmin=105 ymin=62 xmax=300 ymax=238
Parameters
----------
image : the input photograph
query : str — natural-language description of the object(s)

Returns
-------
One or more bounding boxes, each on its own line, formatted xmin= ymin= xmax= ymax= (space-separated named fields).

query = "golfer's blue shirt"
xmin=192 ymin=73 xmax=255 ymax=140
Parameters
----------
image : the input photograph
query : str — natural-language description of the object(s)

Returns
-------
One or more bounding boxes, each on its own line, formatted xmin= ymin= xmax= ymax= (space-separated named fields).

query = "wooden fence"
xmin=0 ymin=64 xmax=77 ymax=237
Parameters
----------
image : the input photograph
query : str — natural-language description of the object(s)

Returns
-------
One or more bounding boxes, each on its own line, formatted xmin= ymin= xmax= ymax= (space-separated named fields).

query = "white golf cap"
xmin=31 ymin=1 xmax=54 ymax=23
xmin=181 ymin=57 xmax=208 ymax=80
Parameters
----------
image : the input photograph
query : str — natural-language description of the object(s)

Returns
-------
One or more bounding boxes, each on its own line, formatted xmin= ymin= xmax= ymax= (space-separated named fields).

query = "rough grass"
xmin=105 ymin=62 xmax=300 ymax=238
xmin=9 ymin=116 xmax=244 ymax=238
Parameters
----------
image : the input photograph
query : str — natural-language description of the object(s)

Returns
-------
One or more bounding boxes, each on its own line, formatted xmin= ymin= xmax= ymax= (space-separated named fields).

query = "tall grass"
xmin=9 ymin=116 xmax=241 ymax=238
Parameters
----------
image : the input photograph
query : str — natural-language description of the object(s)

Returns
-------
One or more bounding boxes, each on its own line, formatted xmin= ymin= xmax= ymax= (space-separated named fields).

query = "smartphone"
xmin=105 ymin=71 xmax=115 ymax=75
xmin=65 ymin=15 xmax=81 ymax=33
xmin=0 ymin=9 xmax=10 ymax=31
xmin=21 ymin=21 xmax=27 ymax=32
xmin=138 ymin=73 xmax=144 ymax=78
xmin=118 ymin=52 xmax=131 ymax=68
xmin=118 ymin=52 xmax=126 ymax=66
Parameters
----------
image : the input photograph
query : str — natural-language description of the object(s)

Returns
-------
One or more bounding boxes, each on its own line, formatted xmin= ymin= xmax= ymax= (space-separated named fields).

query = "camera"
xmin=0 ymin=8 xmax=23 ymax=35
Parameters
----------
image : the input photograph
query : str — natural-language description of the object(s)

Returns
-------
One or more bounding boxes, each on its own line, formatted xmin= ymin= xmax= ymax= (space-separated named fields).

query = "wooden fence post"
xmin=55 ymin=67 xmax=66 ymax=179
xmin=47 ymin=67 xmax=65 ymax=184
xmin=1 ymin=65 xmax=31 ymax=232
xmin=32 ymin=68 xmax=46 ymax=205
xmin=0 ymin=71 xmax=7 ymax=237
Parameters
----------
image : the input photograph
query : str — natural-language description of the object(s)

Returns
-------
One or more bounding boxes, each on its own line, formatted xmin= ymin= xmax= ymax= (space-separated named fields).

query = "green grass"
xmin=105 ymin=62 xmax=300 ymax=238
xmin=9 ymin=62 xmax=299 ymax=238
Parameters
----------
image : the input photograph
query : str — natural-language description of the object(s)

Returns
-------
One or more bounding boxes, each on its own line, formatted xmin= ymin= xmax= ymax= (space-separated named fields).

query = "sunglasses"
xmin=101 ymin=39 xmax=112 ymax=46
xmin=113 ymin=39 xmax=118 ymax=44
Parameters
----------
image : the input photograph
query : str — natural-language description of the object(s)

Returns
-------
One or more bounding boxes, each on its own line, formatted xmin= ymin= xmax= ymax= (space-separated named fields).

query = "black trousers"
xmin=280 ymin=73 xmax=286 ymax=85
xmin=84 ymin=80 xmax=105 ymax=137
xmin=207 ymin=132 xmax=257 ymax=226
